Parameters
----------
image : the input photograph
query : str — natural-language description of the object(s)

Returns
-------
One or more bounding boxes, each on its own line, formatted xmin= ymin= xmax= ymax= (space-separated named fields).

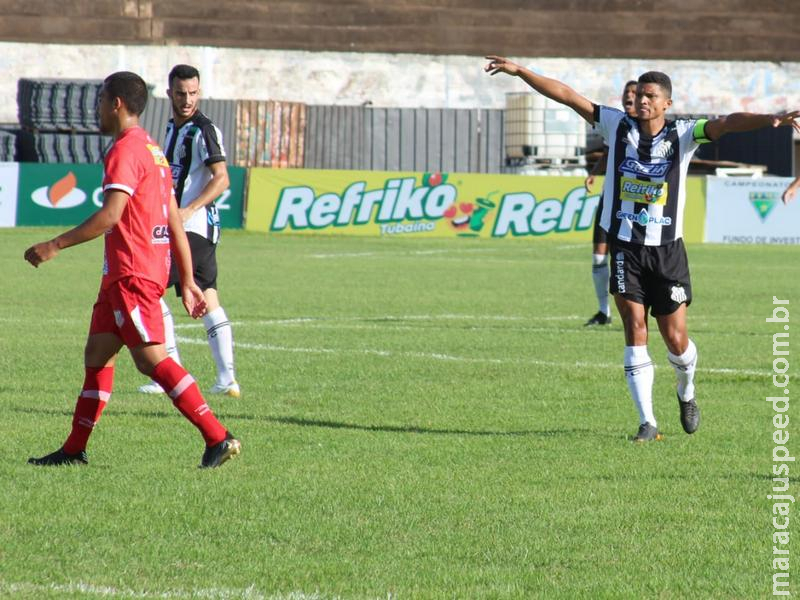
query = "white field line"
xmin=0 ymin=580 xmax=344 ymax=600
xmin=310 ymin=248 xmax=497 ymax=259
xmin=174 ymin=335 xmax=766 ymax=377
xmin=173 ymin=314 xmax=582 ymax=329
xmin=0 ymin=313 xmax=767 ymax=377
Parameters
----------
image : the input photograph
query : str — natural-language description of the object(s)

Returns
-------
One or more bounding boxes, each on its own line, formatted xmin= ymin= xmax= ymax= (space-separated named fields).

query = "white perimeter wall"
xmin=2 ymin=41 xmax=799 ymax=123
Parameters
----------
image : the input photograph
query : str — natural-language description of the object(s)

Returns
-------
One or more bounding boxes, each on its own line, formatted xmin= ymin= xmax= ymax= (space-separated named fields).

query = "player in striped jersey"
xmin=138 ymin=64 xmax=240 ymax=398
xmin=584 ymin=80 xmax=638 ymax=326
xmin=485 ymin=56 xmax=800 ymax=441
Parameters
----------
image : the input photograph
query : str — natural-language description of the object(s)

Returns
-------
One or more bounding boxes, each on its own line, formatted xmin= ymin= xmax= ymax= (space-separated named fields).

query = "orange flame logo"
xmin=48 ymin=172 xmax=77 ymax=207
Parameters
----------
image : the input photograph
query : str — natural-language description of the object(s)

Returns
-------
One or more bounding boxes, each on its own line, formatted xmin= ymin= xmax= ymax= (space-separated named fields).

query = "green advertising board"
xmin=16 ymin=163 xmax=245 ymax=228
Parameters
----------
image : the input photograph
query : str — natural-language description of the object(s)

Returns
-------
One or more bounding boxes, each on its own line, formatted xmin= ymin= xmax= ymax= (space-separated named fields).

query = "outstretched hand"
xmin=181 ymin=281 xmax=208 ymax=319
xmin=772 ymin=110 xmax=800 ymax=133
xmin=484 ymin=56 xmax=521 ymax=77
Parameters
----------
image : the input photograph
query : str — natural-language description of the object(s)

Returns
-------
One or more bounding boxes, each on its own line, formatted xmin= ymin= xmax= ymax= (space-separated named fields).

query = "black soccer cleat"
xmin=678 ymin=394 xmax=700 ymax=434
xmin=28 ymin=447 xmax=88 ymax=466
xmin=633 ymin=422 xmax=663 ymax=443
xmin=199 ymin=432 xmax=241 ymax=468
xmin=585 ymin=311 xmax=611 ymax=326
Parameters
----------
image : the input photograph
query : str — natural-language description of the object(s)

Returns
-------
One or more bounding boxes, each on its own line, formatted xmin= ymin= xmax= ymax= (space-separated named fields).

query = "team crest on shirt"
xmin=670 ymin=285 xmax=687 ymax=304
xmin=147 ymin=143 xmax=170 ymax=168
xmin=652 ymin=140 xmax=674 ymax=158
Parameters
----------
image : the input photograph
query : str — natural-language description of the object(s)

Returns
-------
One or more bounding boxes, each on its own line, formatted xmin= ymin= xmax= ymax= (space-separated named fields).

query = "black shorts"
xmin=609 ymin=238 xmax=692 ymax=316
xmin=593 ymin=196 xmax=608 ymax=245
xmin=168 ymin=231 xmax=218 ymax=295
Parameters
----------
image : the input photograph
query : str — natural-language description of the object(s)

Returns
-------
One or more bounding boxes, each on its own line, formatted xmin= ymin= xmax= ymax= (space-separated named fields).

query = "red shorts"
xmin=89 ymin=276 xmax=166 ymax=348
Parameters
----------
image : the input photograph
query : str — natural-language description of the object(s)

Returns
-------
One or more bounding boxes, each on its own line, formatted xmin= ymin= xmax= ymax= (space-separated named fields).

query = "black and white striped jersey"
xmin=164 ymin=111 xmax=226 ymax=243
xmin=594 ymin=104 xmax=711 ymax=246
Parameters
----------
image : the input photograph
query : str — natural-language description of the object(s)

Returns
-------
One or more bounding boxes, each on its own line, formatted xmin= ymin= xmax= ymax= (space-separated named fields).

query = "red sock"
xmin=63 ymin=366 xmax=114 ymax=454
xmin=151 ymin=357 xmax=227 ymax=446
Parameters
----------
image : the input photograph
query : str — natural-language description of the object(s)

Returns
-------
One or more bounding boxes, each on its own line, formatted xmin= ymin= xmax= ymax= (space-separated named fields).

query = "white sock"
xmin=624 ymin=345 xmax=656 ymax=426
xmin=592 ymin=253 xmax=610 ymax=315
xmin=667 ymin=339 xmax=697 ymax=402
xmin=160 ymin=298 xmax=181 ymax=365
xmin=203 ymin=306 xmax=236 ymax=386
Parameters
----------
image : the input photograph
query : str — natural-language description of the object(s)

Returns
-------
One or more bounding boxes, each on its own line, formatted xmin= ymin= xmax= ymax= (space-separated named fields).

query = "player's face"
xmin=621 ymin=84 xmax=637 ymax=117
xmin=635 ymin=83 xmax=672 ymax=122
xmin=168 ymin=77 xmax=200 ymax=120
xmin=96 ymin=87 xmax=115 ymax=135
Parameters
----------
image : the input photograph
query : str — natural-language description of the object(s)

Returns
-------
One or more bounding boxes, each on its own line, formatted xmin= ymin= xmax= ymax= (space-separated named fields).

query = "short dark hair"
xmin=637 ymin=71 xmax=672 ymax=98
xmin=103 ymin=71 xmax=148 ymax=116
xmin=168 ymin=64 xmax=200 ymax=88
xmin=624 ymin=80 xmax=638 ymax=89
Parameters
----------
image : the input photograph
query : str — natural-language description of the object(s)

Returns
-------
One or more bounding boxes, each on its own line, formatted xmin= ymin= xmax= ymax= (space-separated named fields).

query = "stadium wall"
xmin=1 ymin=42 xmax=799 ymax=126
xmin=0 ymin=1 xmax=796 ymax=62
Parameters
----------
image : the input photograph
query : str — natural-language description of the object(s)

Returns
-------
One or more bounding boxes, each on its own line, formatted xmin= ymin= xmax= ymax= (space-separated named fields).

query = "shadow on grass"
xmin=10 ymin=405 xmax=596 ymax=438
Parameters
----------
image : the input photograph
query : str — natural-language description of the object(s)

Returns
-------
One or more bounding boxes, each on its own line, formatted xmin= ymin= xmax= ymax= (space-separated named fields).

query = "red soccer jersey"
xmin=101 ymin=126 xmax=173 ymax=290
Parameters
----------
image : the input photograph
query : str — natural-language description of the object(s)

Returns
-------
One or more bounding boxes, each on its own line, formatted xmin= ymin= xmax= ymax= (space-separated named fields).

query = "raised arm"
xmin=24 ymin=190 xmax=128 ymax=267
xmin=485 ymin=55 xmax=595 ymax=124
xmin=704 ymin=110 xmax=800 ymax=142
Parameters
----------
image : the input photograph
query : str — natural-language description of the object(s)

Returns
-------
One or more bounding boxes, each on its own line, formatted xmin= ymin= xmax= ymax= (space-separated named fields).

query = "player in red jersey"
xmin=24 ymin=71 xmax=241 ymax=468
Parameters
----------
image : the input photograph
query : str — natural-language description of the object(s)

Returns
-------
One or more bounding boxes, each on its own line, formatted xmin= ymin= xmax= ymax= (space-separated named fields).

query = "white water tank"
xmin=505 ymin=92 xmax=586 ymax=162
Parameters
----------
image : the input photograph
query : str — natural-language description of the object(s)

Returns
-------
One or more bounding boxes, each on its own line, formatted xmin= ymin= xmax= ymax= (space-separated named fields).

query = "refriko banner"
xmin=14 ymin=164 xmax=246 ymax=228
xmin=0 ymin=162 xmax=19 ymax=227
xmin=246 ymin=168 xmax=706 ymax=242
xmin=705 ymin=176 xmax=800 ymax=244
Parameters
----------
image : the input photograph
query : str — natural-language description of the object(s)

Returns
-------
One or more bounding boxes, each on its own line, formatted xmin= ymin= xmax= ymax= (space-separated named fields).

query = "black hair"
xmin=624 ymin=80 xmax=638 ymax=89
xmin=103 ymin=71 xmax=148 ymax=116
xmin=168 ymin=64 xmax=200 ymax=88
xmin=637 ymin=71 xmax=672 ymax=98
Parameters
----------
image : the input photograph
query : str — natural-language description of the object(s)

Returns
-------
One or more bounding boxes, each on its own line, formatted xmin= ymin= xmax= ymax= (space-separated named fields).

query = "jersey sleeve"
xmin=102 ymin=141 xmax=139 ymax=197
xmin=593 ymin=105 xmax=625 ymax=145
xmin=676 ymin=119 xmax=712 ymax=156
xmin=197 ymin=123 xmax=226 ymax=166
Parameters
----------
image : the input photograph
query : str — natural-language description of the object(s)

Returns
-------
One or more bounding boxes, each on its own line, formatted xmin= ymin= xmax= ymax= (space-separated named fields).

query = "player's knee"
xmin=132 ymin=356 xmax=155 ymax=376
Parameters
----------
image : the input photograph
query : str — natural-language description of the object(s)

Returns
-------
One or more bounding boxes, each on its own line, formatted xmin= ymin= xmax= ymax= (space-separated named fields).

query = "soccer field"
xmin=1 ymin=227 xmax=797 ymax=599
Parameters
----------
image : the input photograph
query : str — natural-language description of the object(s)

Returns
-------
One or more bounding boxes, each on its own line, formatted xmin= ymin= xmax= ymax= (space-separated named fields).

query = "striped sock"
xmin=63 ymin=366 xmax=114 ymax=454
xmin=151 ymin=357 xmax=227 ymax=446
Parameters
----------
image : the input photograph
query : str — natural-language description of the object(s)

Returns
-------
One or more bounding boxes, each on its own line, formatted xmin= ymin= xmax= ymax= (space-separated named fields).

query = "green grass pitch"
xmin=0 ymin=227 xmax=797 ymax=599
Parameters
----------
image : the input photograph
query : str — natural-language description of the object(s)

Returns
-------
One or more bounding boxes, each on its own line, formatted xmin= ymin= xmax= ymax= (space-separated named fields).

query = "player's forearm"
xmin=169 ymin=231 xmax=195 ymax=285
xmin=711 ymin=113 xmax=776 ymax=137
xmin=185 ymin=171 xmax=229 ymax=212
xmin=53 ymin=206 xmax=120 ymax=249
xmin=514 ymin=67 xmax=594 ymax=123
xmin=515 ymin=67 xmax=574 ymax=105
xmin=168 ymin=197 xmax=196 ymax=284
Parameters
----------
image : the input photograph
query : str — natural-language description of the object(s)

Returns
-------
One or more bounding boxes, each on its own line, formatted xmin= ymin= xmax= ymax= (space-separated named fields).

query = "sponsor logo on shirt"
xmin=147 ymin=143 xmax=170 ymax=168
xmin=619 ymin=158 xmax=671 ymax=178
xmin=616 ymin=208 xmax=672 ymax=227
xmin=151 ymin=224 xmax=170 ymax=244
xmin=620 ymin=176 xmax=668 ymax=205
